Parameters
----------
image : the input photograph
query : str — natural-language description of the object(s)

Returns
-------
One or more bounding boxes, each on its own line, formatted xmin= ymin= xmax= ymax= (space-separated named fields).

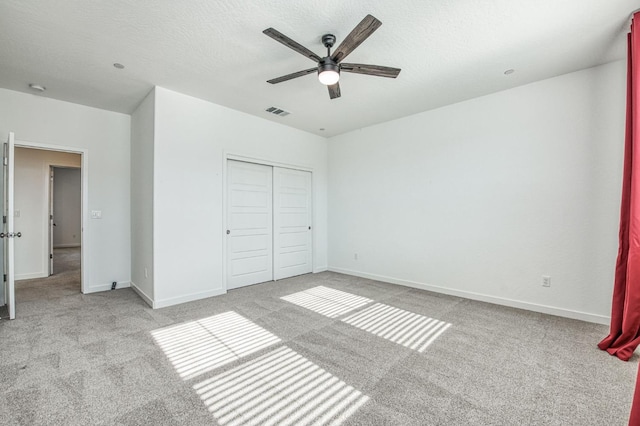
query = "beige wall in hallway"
xmin=15 ymin=147 xmax=80 ymax=280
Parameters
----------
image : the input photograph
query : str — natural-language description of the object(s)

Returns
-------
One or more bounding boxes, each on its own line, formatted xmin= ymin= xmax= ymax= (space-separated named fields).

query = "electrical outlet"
xmin=354 ymin=253 xmax=358 ymax=260
xmin=542 ymin=275 xmax=551 ymax=287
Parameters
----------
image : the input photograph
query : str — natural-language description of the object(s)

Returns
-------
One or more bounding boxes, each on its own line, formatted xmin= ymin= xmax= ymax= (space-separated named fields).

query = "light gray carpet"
xmin=52 ymin=247 xmax=81 ymax=277
xmin=0 ymin=262 xmax=637 ymax=425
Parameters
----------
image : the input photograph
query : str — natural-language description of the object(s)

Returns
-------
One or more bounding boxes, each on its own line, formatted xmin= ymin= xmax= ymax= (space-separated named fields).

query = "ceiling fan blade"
xmin=340 ymin=63 xmax=401 ymax=78
xmin=267 ymin=68 xmax=317 ymax=84
xmin=331 ymin=15 xmax=382 ymax=63
xmin=328 ymin=83 xmax=341 ymax=99
xmin=263 ymin=28 xmax=321 ymax=62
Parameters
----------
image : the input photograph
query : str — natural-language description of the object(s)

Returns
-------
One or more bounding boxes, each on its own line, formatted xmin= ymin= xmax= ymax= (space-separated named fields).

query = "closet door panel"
xmin=273 ymin=167 xmax=312 ymax=280
xmin=226 ymin=160 xmax=273 ymax=289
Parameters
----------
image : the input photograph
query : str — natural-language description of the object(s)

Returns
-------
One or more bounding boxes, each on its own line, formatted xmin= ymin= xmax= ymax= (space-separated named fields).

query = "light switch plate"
xmin=91 ymin=210 xmax=102 ymax=219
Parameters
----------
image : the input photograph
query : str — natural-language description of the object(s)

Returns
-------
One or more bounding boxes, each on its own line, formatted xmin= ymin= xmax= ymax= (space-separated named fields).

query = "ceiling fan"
xmin=263 ymin=14 xmax=401 ymax=99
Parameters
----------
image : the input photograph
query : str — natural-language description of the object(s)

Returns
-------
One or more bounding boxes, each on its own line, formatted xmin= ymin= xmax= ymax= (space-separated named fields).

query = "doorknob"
xmin=16 ymin=232 xmax=21 ymax=237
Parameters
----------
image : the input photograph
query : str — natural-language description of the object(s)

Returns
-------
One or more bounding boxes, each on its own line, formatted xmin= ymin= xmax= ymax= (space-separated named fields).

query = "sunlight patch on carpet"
xmin=342 ymin=303 xmax=451 ymax=352
xmin=194 ymin=346 xmax=369 ymax=425
xmin=280 ymin=286 xmax=373 ymax=318
xmin=151 ymin=311 xmax=281 ymax=380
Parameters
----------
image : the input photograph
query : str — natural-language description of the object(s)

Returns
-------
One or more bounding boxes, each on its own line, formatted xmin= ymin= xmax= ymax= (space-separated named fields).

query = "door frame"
xmin=222 ymin=152 xmax=314 ymax=291
xmin=16 ymin=140 xmax=89 ymax=294
xmin=48 ymin=165 xmax=82 ymax=276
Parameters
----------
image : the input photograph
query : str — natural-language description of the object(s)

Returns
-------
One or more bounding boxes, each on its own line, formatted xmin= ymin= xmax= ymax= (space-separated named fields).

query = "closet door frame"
xmin=223 ymin=153 xmax=314 ymax=290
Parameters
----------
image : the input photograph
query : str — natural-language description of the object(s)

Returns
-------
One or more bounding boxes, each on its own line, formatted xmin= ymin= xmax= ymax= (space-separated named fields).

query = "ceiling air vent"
xmin=265 ymin=106 xmax=290 ymax=117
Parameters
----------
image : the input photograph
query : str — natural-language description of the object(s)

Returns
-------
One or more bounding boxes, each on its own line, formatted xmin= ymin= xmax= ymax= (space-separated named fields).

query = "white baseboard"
xmin=16 ymin=272 xmax=48 ymax=281
xmin=131 ymin=281 xmax=154 ymax=308
xmin=328 ymin=267 xmax=610 ymax=325
xmin=154 ymin=288 xmax=227 ymax=309
xmin=53 ymin=244 xmax=81 ymax=248
xmin=314 ymin=266 xmax=328 ymax=273
xmin=84 ymin=281 xmax=131 ymax=294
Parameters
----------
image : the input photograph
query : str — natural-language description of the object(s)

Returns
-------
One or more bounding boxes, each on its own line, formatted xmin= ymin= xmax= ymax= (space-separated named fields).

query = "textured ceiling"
xmin=0 ymin=0 xmax=636 ymax=137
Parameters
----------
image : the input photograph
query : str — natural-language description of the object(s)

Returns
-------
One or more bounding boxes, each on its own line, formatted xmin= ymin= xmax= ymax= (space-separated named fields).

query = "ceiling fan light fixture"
xmin=318 ymin=58 xmax=340 ymax=85
xmin=318 ymin=69 xmax=340 ymax=85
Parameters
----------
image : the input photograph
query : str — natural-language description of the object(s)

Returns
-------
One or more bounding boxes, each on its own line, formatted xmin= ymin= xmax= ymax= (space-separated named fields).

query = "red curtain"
xmin=598 ymin=14 xmax=640 ymax=363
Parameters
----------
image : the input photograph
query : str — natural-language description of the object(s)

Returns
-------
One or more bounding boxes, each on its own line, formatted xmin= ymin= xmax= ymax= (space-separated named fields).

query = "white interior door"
xmin=226 ymin=160 xmax=273 ymax=289
xmin=0 ymin=140 xmax=4 ymax=308
xmin=273 ymin=167 xmax=312 ymax=280
xmin=4 ymin=132 xmax=15 ymax=319
xmin=49 ymin=167 xmax=54 ymax=275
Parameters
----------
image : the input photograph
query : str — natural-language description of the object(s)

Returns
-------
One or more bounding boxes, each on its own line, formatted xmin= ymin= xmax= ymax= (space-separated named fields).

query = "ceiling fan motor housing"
xmin=318 ymin=57 xmax=339 ymax=75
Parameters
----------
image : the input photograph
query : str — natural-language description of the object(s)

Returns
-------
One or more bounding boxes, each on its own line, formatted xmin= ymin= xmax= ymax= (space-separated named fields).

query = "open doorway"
xmin=14 ymin=147 xmax=83 ymax=296
xmin=49 ymin=166 xmax=81 ymax=278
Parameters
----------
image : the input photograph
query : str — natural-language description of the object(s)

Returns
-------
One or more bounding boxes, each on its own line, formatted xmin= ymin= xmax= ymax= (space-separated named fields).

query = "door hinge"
xmin=3 ymin=274 xmax=5 ymax=282
xmin=50 ymin=254 xmax=53 ymax=259
xmin=2 ymin=215 xmax=5 ymax=224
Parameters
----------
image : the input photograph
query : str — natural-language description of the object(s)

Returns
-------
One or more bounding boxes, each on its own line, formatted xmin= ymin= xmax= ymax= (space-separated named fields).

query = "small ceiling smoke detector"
xmin=113 ymin=63 xmax=125 ymax=69
xmin=28 ymin=83 xmax=46 ymax=92
xmin=265 ymin=106 xmax=290 ymax=117
xmin=504 ymin=69 xmax=515 ymax=75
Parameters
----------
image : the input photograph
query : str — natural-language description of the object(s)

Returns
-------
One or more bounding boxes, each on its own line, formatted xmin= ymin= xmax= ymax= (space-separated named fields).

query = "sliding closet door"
xmin=273 ymin=167 xmax=312 ymax=280
xmin=226 ymin=160 xmax=273 ymax=289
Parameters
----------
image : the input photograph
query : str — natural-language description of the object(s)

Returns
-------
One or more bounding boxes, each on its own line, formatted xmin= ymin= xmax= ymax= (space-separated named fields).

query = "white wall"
xmin=53 ymin=167 xmax=82 ymax=248
xmin=130 ymin=89 xmax=155 ymax=303
xmin=0 ymin=89 xmax=131 ymax=292
xmin=15 ymin=149 xmax=81 ymax=279
xmin=328 ymin=61 xmax=626 ymax=324
xmin=152 ymin=87 xmax=328 ymax=307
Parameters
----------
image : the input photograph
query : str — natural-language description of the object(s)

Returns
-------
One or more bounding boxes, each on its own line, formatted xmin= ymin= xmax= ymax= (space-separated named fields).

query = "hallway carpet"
xmin=11 ymin=247 xmax=81 ymax=305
